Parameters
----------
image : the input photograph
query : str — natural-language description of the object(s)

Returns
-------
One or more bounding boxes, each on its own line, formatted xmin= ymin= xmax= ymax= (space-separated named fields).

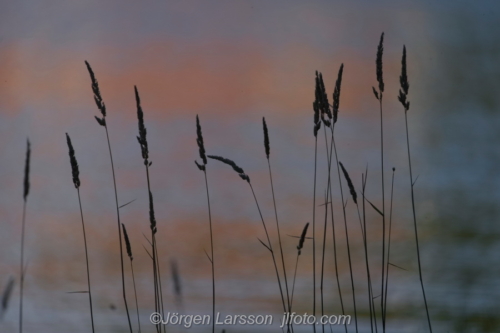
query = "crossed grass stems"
xmin=12 ymin=33 xmax=432 ymax=333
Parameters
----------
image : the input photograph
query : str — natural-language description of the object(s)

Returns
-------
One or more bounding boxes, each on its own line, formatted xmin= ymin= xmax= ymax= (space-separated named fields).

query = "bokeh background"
xmin=1 ymin=0 xmax=499 ymax=332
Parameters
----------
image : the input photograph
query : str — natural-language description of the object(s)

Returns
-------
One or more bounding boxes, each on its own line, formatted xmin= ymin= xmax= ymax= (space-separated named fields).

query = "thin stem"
xmin=290 ymin=253 xmax=300 ymax=333
xmin=320 ymin=127 xmax=331 ymax=333
xmin=405 ymin=112 xmax=432 ymax=332
xmin=203 ymin=169 xmax=216 ymax=333
xmin=19 ymin=200 xmax=26 ymax=333
xmin=332 ymin=131 xmax=358 ymax=333
xmin=267 ymin=159 xmax=291 ymax=313
xmin=312 ymin=136 xmax=318 ymax=333
xmin=379 ymin=98 xmax=387 ymax=333
xmin=145 ymin=166 xmax=161 ymax=333
xmin=248 ymin=183 xmax=287 ymax=319
xmin=104 ymin=125 xmax=133 ymax=333
xmin=151 ymin=234 xmax=159 ymax=333
xmin=320 ymin=189 xmax=328 ymax=333
xmin=326 ymin=126 xmax=348 ymax=333
xmin=383 ymin=169 xmax=395 ymax=324
xmin=358 ymin=180 xmax=374 ymax=333
xmin=153 ymin=242 xmax=165 ymax=333
xmin=290 ymin=253 xmax=300 ymax=311
xmin=130 ymin=260 xmax=141 ymax=333
xmin=77 ymin=189 xmax=95 ymax=333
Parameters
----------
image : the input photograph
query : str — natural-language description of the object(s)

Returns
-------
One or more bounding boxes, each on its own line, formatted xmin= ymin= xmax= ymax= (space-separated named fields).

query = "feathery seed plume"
xmin=196 ymin=115 xmax=207 ymax=165
xmin=84 ymin=61 xmax=107 ymax=125
xmin=207 ymin=155 xmax=250 ymax=183
xmin=207 ymin=155 xmax=244 ymax=174
xmin=319 ymin=73 xmax=331 ymax=119
xmin=121 ymin=223 xmax=133 ymax=261
xmin=313 ymin=100 xmax=321 ymax=137
xmin=332 ymin=64 xmax=344 ymax=124
xmin=398 ymin=46 xmax=410 ymax=111
xmin=135 ymin=86 xmax=149 ymax=165
xmin=297 ymin=222 xmax=309 ymax=255
xmin=149 ymin=191 xmax=157 ymax=234
xmin=376 ymin=32 xmax=385 ymax=95
xmin=262 ymin=117 xmax=270 ymax=159
xmin=66 ymin=134 xmax=81 ymax=189
xmin=23 ymin=139 xmax=30 ymax=201
xmin=339 ymin=161 xmax=357 ymax=204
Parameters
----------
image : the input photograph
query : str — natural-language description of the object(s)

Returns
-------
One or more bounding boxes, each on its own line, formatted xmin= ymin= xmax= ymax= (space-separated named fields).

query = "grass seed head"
xmin=149 ymin=191 xmax=157 ymax=234
xmin=65 ymin=133 xmax=80 ymax=189
xmin=84 ymin=61 xmax=107 ymax=119
xmin=297 ymin=222 xmax=309 ymax=255
xmin=207 ymin=155 xmax=250 ymax=183
xmin=121 ymin=223 xmax=133 ymax=261
xmin=332 ymin=64 xmax=344 ymax=124
xmin=262 ymin=117 xmax=270 ymax=159
xmin=135 ymin=86 xmax=149 ymax=165
xmin=23 ymin=139 xmax=30 ymax=201
xmin=196 ymin=115 xmax=207 ymax=165
xmin=339 ymin=161 xmax=357 ymax=204
xmin=398 ymin=46 xmax=410 ymax=111
xmin=376 ymin=32 xmax=385 ymax=95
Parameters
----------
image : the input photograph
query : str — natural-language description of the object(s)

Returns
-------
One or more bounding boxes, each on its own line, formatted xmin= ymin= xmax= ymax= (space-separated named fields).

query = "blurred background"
xmin=1 ymin=0 xmax=499 ymax=332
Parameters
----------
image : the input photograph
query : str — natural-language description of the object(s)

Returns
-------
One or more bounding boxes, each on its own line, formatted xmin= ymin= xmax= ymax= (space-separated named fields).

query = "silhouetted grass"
xmin=85 ymin=61 xmax=133 ymax=333
xmin=1 ymin=35 xmax=439 ymax=332
xmin=291 ymin=222 xmax=309 ymax=311
xmin=195 ymin=115 xmax=216 ymax=333
xmin=207 ymin=155 xmax=288 ymax=328
xmin=134 ymin=85 xmax=163 ymax=333
xmin=372 ymin=33 xmax=388 ymax=332
xmin=398 ymin=45 xmax=433 ymax=332
xmin=262 ymin=117 xmax=291 ymax=316
xmin=323 ymin=64 xmax=348 ymax=333
xmin=65 ymin=133 xmax=95 ymax=333
xmin=383 ymin=168 xmax=396 ymax=324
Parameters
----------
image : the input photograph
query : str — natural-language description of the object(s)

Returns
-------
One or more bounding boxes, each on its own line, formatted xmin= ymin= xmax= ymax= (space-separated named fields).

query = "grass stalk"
xmin=85 ymin=61 xmax=133 ymax=333
xmin=153 ymin=237 xmax=165 ymax=333
xmin=104 ymin=115 xmax=133 ymax=333
xmin=373 ymin=33 xmax=387 ymax=330
xmin=75 ymin=193 xmax=94 ymax=328
xmin=325 ymin=127 xmax=348 ymax=333
xmin=122 ymin=223 xmax=141 ymax=333
xmin=383 ymin=168 xmax=396 ymax=324
xmin=66 ymin=133 xmax=95 ymax=333
xmin=263 ymin=118 xmax=291 ymax=313
xmin=320 ymin=188 xmax=328 ymax=333
xmin=332 ymin=138 xmax=358 ymax=333
xmin=248 ymin=182 xmax=287 ymax=314
xmin=397 ymin=46 xmax=432 ymax=332
xmin=207 ymin=155 xmax=288 ymax=329
xmin=130 ymin=260 xmax=141 ymax=333
xmin=195 ymin=115 xmax=215 ymax=333
xmin=204 ymin=169 xmax=215 ymax=333
xmin=290 ymin=223 xmax=309 ymax=313
xmin=311 ymin=135 xmax=318 ymax=333
xmin=325 ymin=64 xmax=349 ymax=333
xmin=133 ymin=86 xmax=162 ymax=333
xmin=360 ymin=172 xmax=375 ymax=333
